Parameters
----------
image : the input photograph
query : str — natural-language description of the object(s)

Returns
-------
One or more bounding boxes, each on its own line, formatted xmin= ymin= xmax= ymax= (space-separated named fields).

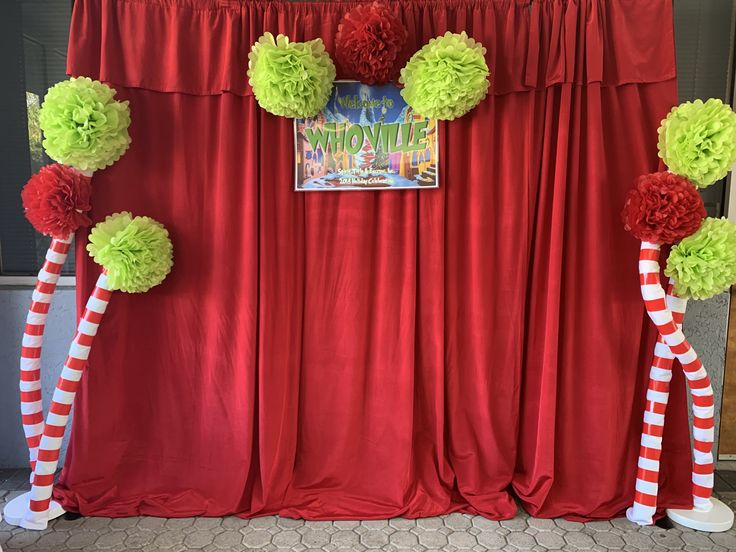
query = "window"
xmin=0 ymin=1 xmax=73 ymax=276
xmin=672 ymin=0 xmax=734 ymax=217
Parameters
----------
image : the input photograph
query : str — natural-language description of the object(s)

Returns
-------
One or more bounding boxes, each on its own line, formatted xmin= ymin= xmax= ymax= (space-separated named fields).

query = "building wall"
xmin=0 ymin=288 xmax=75 ymax=467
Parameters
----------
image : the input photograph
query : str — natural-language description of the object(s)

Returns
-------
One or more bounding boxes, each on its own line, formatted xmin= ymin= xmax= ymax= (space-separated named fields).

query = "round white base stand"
xmin=2 ymin=491 xmax=65 ymax=530
xmin=667 ymin=498 xmax=734 ymax=532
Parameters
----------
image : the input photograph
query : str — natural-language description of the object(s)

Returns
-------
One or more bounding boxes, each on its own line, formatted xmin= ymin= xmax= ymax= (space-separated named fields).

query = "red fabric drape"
xmin=57 ymin=0 xmax=693 ymax=520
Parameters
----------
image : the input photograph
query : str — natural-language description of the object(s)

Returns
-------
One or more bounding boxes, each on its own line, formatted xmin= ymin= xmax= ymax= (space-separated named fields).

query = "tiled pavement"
xmin=1 ymin=468 xmax=736 ymax=551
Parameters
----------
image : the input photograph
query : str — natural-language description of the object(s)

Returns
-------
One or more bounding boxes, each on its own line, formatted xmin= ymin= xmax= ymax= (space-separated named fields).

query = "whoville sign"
xmin=295 ymin=81 xmax=438 ymax=191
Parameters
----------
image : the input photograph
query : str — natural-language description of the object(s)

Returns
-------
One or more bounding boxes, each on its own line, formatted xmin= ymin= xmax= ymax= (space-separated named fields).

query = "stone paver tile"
xmin=241 ymin=529 xmax=272 ymax=548
xmin=360 ymin=528 xmax=390 ymax=548
xmin=361 ymin=519 xmax=389 ymax=530
xmin=477 ymin=529 xmax=506 ymax=549
xmin=65 ymin=530 xmax=99 ymax=549
xmin=418 ymin=529 xmax=449 ymax=548
xmin=28 ymin=530 xmax=70 ymax=550
xmin=680 ymin=530 xmax=719 ymax=549
xmin=709 ymin=531 xmax=736 ymax=549
xmin=193 ymin=517 xmax=223 ymax=530
xmin=137 ymin=516 xmax=168 ymax=531
xmin=95 ymin=530 xmax=128 ymax=549
xmin=109 ymin=516 xmax=141 ymax=530
xmin=124 ymin=528 xmax=157 ymax=548
xmin=212 ymin=529 xmax=244 ymax=549
xmin=585 ymin=521 xmax=613 ymax=532
xmin=80 ymin=517 xmax=114 ymax=532
xmin=331 ymin=529 xmax=360 ymax=547
xmin=507 ymin=531 xmax=538 ymax=550
xmin=221 ymin=516 xmax=249 ymax=530
xmin=621 ymin=531 xmax=655 ymax=550
xmin=417 ymin=517 xmax=445 ymax=531
xmin=333 ymin=520 xmax=360 ymax=529
xmin=445 ymin=513 xmax=473 ymax=530
xmin=593 ymin=531 xmax=626 ymax=550
xmin=300 ymin=527 xmax=330 ymax=547
xmin=246 ymin=516 xmax=275 ymax=530
xmin=389 ymin=529 xmax=418 ymax=547
xmin=184 ymin=529 xmax=216 ymax=548
xmin=610 ymin=517 xmax=638 ymax=531
xmin=53 ymin=516 xmax=86 ymax=530
xmin=472 ymin=517 xmax=501 ymax=531
xmin=389 ymin=517 xmax=416 ymax=530
xmin=650 ymin=531 xmax=685 ymax=549
xmin=275 ymin=517 xmax=302 ymax=529
xmin=4 ymin=529 xmax=41 ymax=549
xmin=448 ymin=530 xmax=478 ymax=549
xmin=536 ymin=530 xmax=566 ymax=549
xmin=501 ymin=517 xmax=529 ymax=531
xmin=271 ymin=528 xmax=301 ymax=548
xmin=564 ymin=531 xmax=597 ymax=549
xmin=165 ymin=517 xmax=196 ymax=530
xmin=556 ymin=519 xmax=586 ymax=531
xmin=528 ymin=518 xmax=556 ymax=531
xmin=153 ymin=529 xmax=187 ymax=549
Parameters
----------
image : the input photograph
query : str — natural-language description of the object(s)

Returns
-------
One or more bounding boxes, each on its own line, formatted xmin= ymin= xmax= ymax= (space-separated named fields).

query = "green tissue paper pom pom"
xmin=39 ymin=77 xmax=132 ymax=172
xmin=399 ymin=31 xmax=490 ymax=120
xmin=665 ymin=217 xmax=736 ymax=300
xmin=247 ymin=32 xmax=336 ymax=118
xmin=658 ymin=98 xmax=736 ymax=188
xmin=87 ymin=212 xmax=173 ymax=293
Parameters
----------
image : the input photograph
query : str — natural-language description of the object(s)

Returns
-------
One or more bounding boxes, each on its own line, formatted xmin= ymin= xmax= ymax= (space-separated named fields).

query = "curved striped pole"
xmin=629 ymin=241 xmax=715 ymax=523
xmin=626 ymin=280 xmax=686 ymax=524
xmin=20 ymin=235 xmax=72 ymax=476
xmin=21 ymin=271 xmax=112 ymax=531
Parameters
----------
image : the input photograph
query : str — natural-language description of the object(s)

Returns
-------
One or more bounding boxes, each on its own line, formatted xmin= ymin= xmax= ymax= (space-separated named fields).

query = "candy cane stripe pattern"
xmin=626 ymin=281 xmax=685 ymax=525
xmin=20 ymin=236 xmax=72 ymax=476
xmin=636 ymin=241 xmax=715 ymax=514
xmin=21 ymin=272 xmax=112 ymax=531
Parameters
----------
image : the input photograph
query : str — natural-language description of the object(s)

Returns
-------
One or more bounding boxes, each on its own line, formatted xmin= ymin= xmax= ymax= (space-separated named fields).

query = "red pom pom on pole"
xmin=21 ymin=164 xmax=92 ymax=238
xmin=335 ymin=2 xmax=408 ymax=85
xmin=622 ymin=172 xmax=706 ymax=245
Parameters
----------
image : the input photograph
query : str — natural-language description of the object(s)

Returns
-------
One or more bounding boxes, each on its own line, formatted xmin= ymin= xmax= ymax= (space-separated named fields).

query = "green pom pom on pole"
xmin=665 ymin=217 xmax=736 ymax=300
xmin=399 ymin=31 xmax=490 ymax=120
xmin=87 ymin=212 xmax=173 ymax=293
xmin=247 ymin=33 xmax=336 ymax=118
xmin=39 ymin=77 xmax=132 ymax=172
xmin=658 ymin=99 xmax=736 ymax=188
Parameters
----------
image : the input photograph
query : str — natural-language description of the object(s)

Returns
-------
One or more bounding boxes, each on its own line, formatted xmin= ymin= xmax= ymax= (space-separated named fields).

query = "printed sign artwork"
xmin=295 ymin=81 xmax=438 ymax=191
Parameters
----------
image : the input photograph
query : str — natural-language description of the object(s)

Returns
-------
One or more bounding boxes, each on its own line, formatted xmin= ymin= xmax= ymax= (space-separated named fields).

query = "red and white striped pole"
xmin=628 ymin=241 xmax=715 ymax=523
xmin=20 ymin=271 xmax=112 ymax=531
xmin=20 ymin=236 xmax=72 ymax=476
xmin=626 ymin=279 xmax=687 ymax=524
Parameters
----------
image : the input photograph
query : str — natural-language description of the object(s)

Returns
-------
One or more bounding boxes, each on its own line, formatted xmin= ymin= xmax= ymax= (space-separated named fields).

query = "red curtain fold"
xmin=56 ymin=0 xmax=692 ymax=520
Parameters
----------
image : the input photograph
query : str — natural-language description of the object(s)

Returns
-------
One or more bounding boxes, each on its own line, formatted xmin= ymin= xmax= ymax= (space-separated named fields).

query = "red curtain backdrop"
xmin=57 ymin=0 xmax=693 ymax=520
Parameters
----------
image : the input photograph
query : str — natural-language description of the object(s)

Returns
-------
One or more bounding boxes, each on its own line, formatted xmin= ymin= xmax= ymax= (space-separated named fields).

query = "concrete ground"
xmin=1 ymin=468 xmax=735 ymax=552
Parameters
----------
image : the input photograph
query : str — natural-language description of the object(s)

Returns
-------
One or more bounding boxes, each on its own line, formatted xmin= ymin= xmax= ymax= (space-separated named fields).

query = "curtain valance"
xmin=67 ymin=0 xmax=676 ymax=96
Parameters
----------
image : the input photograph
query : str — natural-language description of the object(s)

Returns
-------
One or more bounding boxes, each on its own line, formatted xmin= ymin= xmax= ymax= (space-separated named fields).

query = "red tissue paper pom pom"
xmin=622 ymin=172 xmax=706 ymax=245
xmin=21 ymin=164 xmax=93 ymax=238
xmin=335 ymin=2 xmax=408 ymax=85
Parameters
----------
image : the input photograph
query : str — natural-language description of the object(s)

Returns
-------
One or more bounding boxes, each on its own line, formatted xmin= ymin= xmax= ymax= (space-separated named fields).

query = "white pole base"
xmin=667 ymin=498 xmax=734 ymax=532
xmin=2 ymin=491 xmax=65 ymax=530
xmin=625 ymin=505 xmax=654 ymax=526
